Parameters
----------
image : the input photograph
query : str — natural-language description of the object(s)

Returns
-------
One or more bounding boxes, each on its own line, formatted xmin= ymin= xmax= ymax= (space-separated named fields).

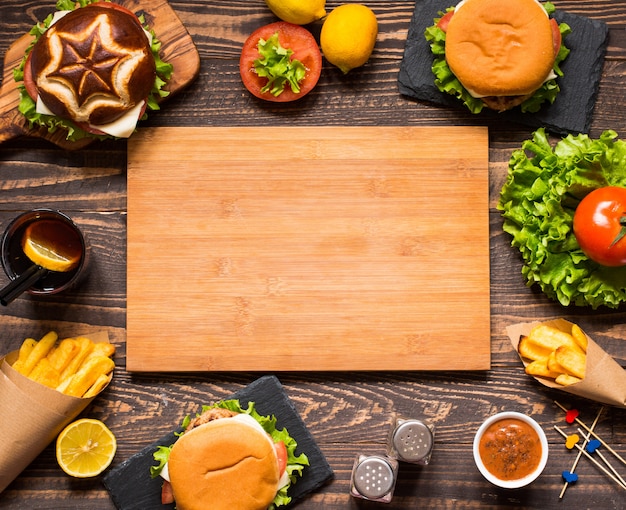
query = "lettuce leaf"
xmin=424 ymin=2 xmax=571 ymax=114
xmin=150 ymin=399 xmax=309 ymax=510
xmin=498 ymin=128 xmax=626 ymax=308
xmin=13 ymin=0 xmax=173 ymax=141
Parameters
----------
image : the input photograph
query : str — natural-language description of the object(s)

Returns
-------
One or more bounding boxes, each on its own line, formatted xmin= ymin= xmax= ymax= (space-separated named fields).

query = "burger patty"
xmin=184 ymin=407 xmax=238 ymax=432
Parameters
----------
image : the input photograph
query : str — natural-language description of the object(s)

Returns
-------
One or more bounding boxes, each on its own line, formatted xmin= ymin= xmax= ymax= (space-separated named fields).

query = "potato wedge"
xmin=571 ymin=324 xmax=588 ymax=353
xmin=555 ymin=345 xmax=586 ymax=379
xmin=518 ymin=335 xmax=552 ymax=361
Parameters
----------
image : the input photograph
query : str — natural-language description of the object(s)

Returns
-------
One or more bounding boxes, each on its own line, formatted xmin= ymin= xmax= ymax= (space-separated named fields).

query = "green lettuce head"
xmin=498 ymin=128 xmax=626 ymax=308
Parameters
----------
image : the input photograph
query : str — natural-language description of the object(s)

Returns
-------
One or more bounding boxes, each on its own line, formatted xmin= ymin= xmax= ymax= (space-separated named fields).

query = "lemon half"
xmin=265 ymin=0 xmax=326 ymax=25
xmin=56 ymin=418 xmax=117 ymax=478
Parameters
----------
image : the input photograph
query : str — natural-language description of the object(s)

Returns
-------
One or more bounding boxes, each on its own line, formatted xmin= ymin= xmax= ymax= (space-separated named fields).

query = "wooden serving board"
xmin=126 ymin=126 xmax=491 ymax=372
xmin=0 ymin=0 xmax=199 ymax=150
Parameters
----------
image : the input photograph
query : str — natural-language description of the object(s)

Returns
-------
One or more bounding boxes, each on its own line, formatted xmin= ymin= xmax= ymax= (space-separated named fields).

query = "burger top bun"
xmin=30 ymin=4 xmax=156 ymax=126
xmin=167 ymin=417 xmax=280 ymax=510
xmin=445 ymin=0 xmax=556 ymax=98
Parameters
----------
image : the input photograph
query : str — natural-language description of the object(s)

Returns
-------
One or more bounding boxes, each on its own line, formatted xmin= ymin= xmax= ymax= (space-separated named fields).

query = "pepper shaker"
xmin=387 ymin=417 xmax=435 ymax=465
xmin=350 ymin=454 xmax=399 ymax=503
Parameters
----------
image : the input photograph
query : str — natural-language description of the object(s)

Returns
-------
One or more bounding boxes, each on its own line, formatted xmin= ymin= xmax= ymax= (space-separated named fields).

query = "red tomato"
xmin=239 ymin=21 xmax=321 ymax=102
xmin=550 ymin=18 xmax=561 ymax=57
xmin=573 ymin=186 xmax=626 ymax=267
xmin=161 ymin=480 xmax=174 ymax=505
xmin=274 ymin=440 xmax=288 ymax=476
xmin=437 ymin=10 xmax=454 ymax=32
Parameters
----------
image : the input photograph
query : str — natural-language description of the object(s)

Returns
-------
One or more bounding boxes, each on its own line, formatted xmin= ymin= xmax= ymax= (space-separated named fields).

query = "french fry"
xmin=61 ymin=355 xmax=115 ymax=398
xmin=47 ymin=337 xmax=79 ymax=373
xmin=11 ymin=338 xmax=37 ymax=373
xmin=28 ymin=358 xmax=61 ymax=389
xmin=83 ymin=373 xmax=111 ymax=399
xmin=555 ymin=345 xmax=587 ymax=379
xmin=10 ymin=331 xmax=116 ymax=398
xmin=59 ymin=336 xmax=94 ymax=381
xmin=571 ymin=324 xmax=588 ymax=352
xmin=83 ymin=341 xmax=116 ymax=363
xmin=16 ymin=331 xmax=58 ymax=377
xmin=518 ymin=335 xmax=552 ymax=361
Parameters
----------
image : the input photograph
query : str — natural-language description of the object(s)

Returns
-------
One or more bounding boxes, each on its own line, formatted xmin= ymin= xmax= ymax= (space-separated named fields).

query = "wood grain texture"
xmin=126 ymin=126 xmax=490 ymax=371
xmin=0 ymin=0 xmax=625 ymax=509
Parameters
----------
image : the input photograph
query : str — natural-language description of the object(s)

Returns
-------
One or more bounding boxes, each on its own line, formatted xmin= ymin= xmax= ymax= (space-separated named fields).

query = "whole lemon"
xmin=265 ymin=0 xmax=327 ymax=25
xmin=320 ymin=4 xmax=378 ymax=74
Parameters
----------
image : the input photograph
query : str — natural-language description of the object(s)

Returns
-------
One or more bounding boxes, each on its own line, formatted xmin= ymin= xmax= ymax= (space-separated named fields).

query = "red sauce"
xmin=478 ymin=418 xmax=542 ymax=481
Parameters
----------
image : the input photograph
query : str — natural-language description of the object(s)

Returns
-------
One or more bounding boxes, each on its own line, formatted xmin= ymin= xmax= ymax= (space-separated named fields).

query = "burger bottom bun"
xmin=445 ymin=0 xmax=556 ymax=97
xmin=167 ymin=419 xmax=280 ymax=510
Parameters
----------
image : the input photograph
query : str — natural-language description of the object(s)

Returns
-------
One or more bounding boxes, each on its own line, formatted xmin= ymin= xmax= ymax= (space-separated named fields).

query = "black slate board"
xmin=398 ymin=0 xmax=609 ymax=134
xmin=102 ymin=376 xmax=334 ymax=509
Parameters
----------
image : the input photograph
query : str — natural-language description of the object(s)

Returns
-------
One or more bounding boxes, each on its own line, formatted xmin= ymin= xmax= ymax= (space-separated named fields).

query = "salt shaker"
xmin=387 ymin=417 xmax=435 ymax=465
xmin=350 ymin=454 xmax=399 ymax=503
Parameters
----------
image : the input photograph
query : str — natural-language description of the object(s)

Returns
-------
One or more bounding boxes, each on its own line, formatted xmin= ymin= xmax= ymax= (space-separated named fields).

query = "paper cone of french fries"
xmin=507 ymin=319 xmax=626 ymax=409
xmin=0 ymin=331 xmax=112 ymax=493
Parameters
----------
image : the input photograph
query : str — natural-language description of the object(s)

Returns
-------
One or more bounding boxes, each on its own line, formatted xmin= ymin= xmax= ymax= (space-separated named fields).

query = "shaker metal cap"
xmin=353 ymin=456 xmax=395 ymax=499
xmin=392 ymin=419 xmax=434 ymax=462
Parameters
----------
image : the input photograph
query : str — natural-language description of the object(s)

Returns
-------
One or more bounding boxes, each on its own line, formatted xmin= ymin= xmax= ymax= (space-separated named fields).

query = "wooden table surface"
xmin=1 ymin=1 xmax=625 ymax=508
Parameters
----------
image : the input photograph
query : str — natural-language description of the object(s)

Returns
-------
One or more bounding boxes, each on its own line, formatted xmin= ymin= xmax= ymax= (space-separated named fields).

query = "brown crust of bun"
xmin=445 ymin=0 xmax=555 ymax=98
xmin=168 ymin=418 xmax=280 ymax=510
xmin=30 ymin=4 xmax=156 ymax=125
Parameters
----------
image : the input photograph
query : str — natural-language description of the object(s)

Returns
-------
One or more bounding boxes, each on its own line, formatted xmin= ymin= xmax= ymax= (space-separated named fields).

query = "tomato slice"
xmin=573 ymin=186 xmax=626 ymax=267
xmin=161 ymin=480 xmax=174 ymax=505
xmin=274 ymin=440 xmax=288 ymax=476
xmin=240 ymin=21 xmax=321 ymax=102
xmin=437 ymin=10 xmax=454 ymax=32
xmin=550 ymin=18 xmax=561 ymax=57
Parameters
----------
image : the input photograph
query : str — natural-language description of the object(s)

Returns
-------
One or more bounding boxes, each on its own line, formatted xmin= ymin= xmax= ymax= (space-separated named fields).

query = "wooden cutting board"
xmin=0 ymin=0 xmax=199 ymax=150
xmin=126 ymin=126 xmax=491 ymax=372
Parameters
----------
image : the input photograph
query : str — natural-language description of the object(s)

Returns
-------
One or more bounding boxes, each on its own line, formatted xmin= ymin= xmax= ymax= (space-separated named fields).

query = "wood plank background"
xmin=0 ymin=1 xmax=625 ymax=509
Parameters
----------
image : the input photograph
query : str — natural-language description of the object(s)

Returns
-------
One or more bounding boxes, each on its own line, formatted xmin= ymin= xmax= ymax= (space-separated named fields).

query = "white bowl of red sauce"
xmin=473 ymin=411 xmax=549 ymax=489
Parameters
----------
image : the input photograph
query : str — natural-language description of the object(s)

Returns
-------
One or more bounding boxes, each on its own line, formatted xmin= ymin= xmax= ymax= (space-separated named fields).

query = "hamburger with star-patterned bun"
xmin=14 ymin=0 xmax=173 ymax=141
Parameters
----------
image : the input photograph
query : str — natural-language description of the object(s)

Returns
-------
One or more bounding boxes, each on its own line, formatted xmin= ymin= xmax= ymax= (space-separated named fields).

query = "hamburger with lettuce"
xmin=151 ymin=400 xmax=309 ymax=510
xmin=13 ymin=0 xmax=173 ymax=141
xmin=425 ymin=0 xmax=571 ymax=113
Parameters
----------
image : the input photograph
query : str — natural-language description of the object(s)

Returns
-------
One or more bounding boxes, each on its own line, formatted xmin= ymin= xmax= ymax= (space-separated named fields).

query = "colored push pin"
xmin=565 ymin=434 xmax=580 ymax=450
xmin=565 ymin=409 xmax=579 ymax=424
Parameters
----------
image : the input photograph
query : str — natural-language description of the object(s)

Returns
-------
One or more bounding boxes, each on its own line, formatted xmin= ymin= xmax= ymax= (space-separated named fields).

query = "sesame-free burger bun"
xmin=167 ymin=418 xmax=280 ymax=510
xmin=445 ymin=0 xmax=556 ymax=98
xmin=29 ymin=4 xmax=156 ymax=126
